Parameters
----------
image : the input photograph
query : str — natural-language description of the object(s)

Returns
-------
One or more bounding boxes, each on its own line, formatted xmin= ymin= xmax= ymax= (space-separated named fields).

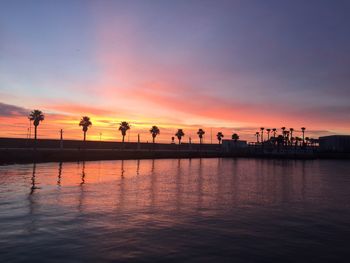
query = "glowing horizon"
xmin=1 ymin=1 xmax=350 ymax=142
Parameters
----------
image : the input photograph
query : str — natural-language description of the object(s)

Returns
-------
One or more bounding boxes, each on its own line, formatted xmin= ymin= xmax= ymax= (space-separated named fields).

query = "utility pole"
xmin=29 ymin=119 xmax=32 ymax=139
xmin=210 ymin=128 xmax=213 ymax=144
xmin=60 ymin=129 xmax=63 ymax=149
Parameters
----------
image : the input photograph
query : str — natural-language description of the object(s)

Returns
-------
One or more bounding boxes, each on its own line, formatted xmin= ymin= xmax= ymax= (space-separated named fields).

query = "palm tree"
xmin=272 ymin=128 xmax=277 ymax=138
xmin=232 ymin=133 xmax=239 ymax=142
xmin=255 ymin=132 xmax=260 ymax=143
xmin=150 ymin=126 xmax=160 ymax=143
xmin=260 ymin=127 xmax=265 ymax=142
xmin=309 ymin=138 xmax=315 ymax=146
xmin=283 ymin=131 xmax=289 ymax=146
xmin=266 ymin=128 xmax=271 ymax=140
xmin=301 ymin=127 xmax=306 ymax=144
xmin=277 ymin=135 xmax=284 ymax=147
xmin=216 ymin=132 xmax=224 ymax=144
xmin=197 ymin=129 xmax=205 ymax=144
xmin=281 ymin=127 xmax=286 ymax=136
xmin=289 ymin=128 xmax=294 ymax=145
xmin=28 ymin=110 xmax=44 ymax=141
xmin=281 ymin=127 xmax=286 ymax=143
xmin=175 ymin=129 xmax=185 ymax=144
xmin=119 ymin=121 xmax=130 ymax=143
xmin=295 ymin=137 xmax=301 ymax=147
xmin=305 ymin=137 xmax=310 ymax=146
xmin=79 ymin=116 xmax=92 ymax=141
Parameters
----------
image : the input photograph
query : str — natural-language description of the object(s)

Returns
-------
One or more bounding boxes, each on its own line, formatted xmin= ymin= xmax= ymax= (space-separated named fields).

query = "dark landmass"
xmin=0 ymin=138 xmax=349 ymax=165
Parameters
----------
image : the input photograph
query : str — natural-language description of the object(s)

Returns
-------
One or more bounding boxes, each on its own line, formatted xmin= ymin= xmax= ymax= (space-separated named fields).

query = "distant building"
xmin=222 ymin=139 xmax=247 ymax=152
xmin=319 ymin=135 xmax=350 ymax=153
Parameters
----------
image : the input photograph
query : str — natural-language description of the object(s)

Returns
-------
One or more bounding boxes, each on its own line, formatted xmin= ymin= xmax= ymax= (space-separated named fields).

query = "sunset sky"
xmin=1 ymin=0 xmax=350 ymax=143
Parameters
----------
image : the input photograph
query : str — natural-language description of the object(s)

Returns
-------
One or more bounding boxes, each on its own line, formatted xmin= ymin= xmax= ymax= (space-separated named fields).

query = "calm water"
xmin=1 ymin=158 xmax=350 ymax=262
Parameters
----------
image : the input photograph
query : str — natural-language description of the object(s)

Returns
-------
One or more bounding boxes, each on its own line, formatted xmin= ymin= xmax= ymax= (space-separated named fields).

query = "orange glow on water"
xmin=0 ymin=158 xmax=327 ymax=215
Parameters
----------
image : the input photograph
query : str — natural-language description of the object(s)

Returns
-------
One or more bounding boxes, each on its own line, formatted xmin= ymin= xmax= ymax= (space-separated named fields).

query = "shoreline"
xmin=0 ymin=148 xmax=224 ymax=165
xmin=1 ymin=148 xmax=349 ymax=165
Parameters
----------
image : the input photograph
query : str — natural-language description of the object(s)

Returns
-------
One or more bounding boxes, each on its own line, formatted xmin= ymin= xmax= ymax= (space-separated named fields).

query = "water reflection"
xmin=136 ymin=159 xmax=140 ymax=176
xmin=150 ymin=159 xmax=157 ymax=210
xmin=116 ymin=160 xmax=126 ymax=212
xmin=121 ymin=159 xmax=125 ymax=178
xmin=1 ymin=159 xmax=350 ymax=262
xmin=57 ymin=162 xmax=62 ymax=187
xmin=30 ymin=163 xmax=38 ymax=195
xmin=27 ymin=163 xmax=39 ymax=234
xmin=197 ymin=158 xmax=204 ymax=210
xmin=78 ymin=162 xmax=86 ymax=212
xmin=230 ymin=158 xmax=239 ymax=206
xmin=80 ymin=161 xmax=86 ymax=186
xmin=17 ymin=158 xmax=338 ymax=214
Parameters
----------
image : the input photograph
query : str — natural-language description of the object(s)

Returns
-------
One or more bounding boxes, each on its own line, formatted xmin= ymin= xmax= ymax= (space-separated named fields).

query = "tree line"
xmin=28 ymin=109 xmax=312 ymax=146
xmin=254 ymin=127 xmax=316 ymax=147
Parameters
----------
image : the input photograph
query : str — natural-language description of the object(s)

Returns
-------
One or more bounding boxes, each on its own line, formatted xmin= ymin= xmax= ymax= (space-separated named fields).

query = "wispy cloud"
xmin=47 ymin=103 xmax=117 ymax=116
xmin=0 ymin=102 xmax=28 ymax=117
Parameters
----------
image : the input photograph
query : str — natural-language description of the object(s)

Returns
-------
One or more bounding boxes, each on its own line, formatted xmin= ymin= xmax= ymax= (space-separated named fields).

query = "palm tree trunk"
xmin=302 ymin=132 xmax=305 ymax=143
xmin=83 ymin=131 xmax=86 ymax=141
xmin=34 ymin=125 xmax=37 ymax=141
xmin=122 ymin=135 xmax=125 ymax=143
xmin=153 ymin=137 xmax=155 ymax=144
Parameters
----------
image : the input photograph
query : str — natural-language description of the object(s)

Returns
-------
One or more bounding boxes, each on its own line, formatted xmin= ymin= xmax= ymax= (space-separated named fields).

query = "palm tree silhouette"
xmin=119 ymin=121 xmax=130 ymax=143
xmin=305 ymin=137 xmax=310 ymax=146
xmin=216 ymin=132 xmax=224 ymax=144
xmin=260 ymin=127 xmax=265 ymax=142
xmin=266 ymin=128 xmax=271 ymax=140
xmin=175 ymin=129 xmax=185 ymax=144
xmin=28 ymin=110 xmax=44 ymax=141
xmin=281 ymin=127 xmax=286 ymax=143
xmin=289 ymin=128 xmax=294 ymax=145
xmin=150 ymin=126 xmax=160 ymax=143
xmin=277 ymin=135 xmax=284 ymax=147
xmin=283 ymin=131 xmax=289 ymax=146
xmin=79 ymin=116 xmax=92 ymax=141
xmin=272 ymin=128 xmax=277 ymax=138
xmin=255 ymin=132 xmax=260 ymax=143
xmin=232 ymin=133 xmax=239 ymax=142
xmin=281 ymin=126 xmax=286 ymax=137
xmin=309 ymin=138 xmax=316 ymax=146
xmin=301 ymin=127 xmax=306 ymax=144
xmin=197 ymin=129 xmax=205 ymax=144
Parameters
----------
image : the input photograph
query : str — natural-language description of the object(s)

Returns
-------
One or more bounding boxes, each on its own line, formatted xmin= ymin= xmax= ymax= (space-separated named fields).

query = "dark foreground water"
xmin=1 ymin=158 xmax=350 ymax=262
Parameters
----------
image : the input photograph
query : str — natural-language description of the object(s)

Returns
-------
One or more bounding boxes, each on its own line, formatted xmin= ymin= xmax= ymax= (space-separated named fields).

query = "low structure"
xmin=319 ymin=135 xmax=350 ymax=153
xmin=222 ymin=139 xmax=247 ymax=152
